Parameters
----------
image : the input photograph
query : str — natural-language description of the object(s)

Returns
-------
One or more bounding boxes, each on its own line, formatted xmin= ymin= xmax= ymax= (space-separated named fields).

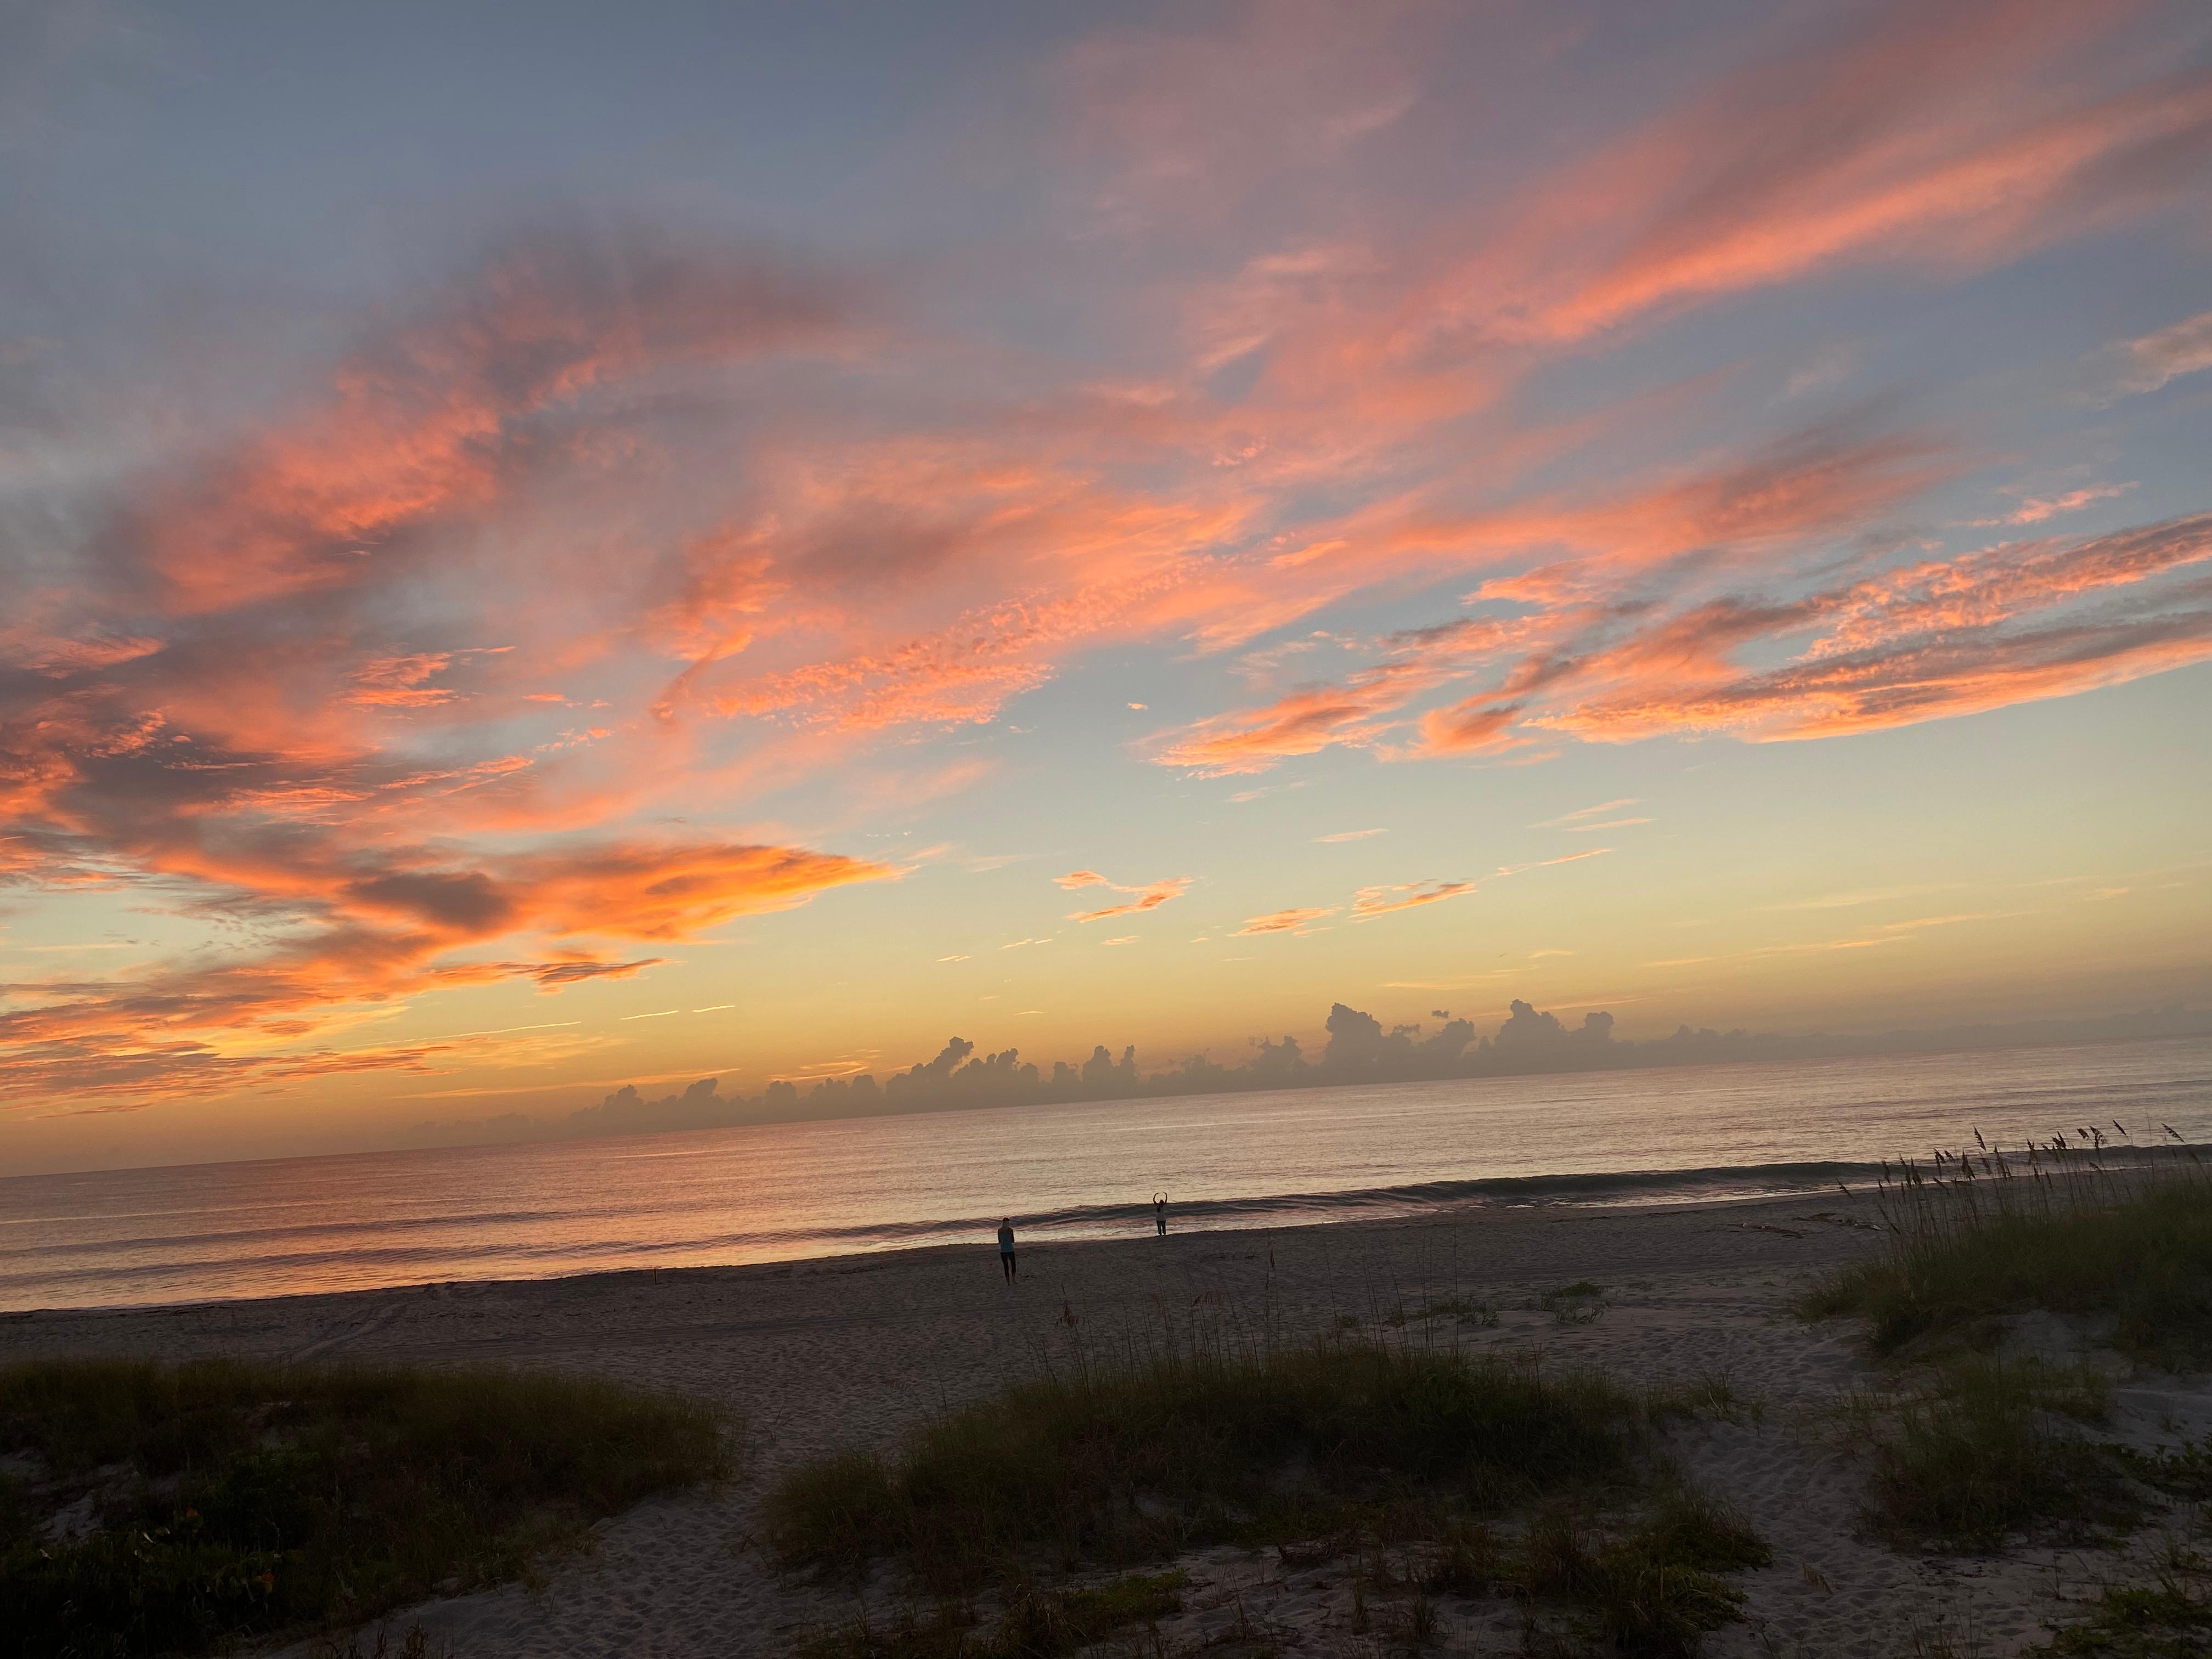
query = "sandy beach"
xmin=9 ymin=1190 xmax=2206 ymax=1657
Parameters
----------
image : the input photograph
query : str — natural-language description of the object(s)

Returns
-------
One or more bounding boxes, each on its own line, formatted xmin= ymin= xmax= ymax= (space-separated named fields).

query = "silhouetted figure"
xmin=1153 ymin=1192 xmax=1169 ymax=1237
xmin=997 ymin=1217 xmax=1017 ymax=1282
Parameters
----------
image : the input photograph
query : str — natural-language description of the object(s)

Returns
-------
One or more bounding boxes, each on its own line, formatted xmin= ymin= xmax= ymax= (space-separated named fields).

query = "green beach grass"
xmin=796 ymin=1570 xmax=1190 ymax=1659
xmin=0 ymin=1356 xmax=729 ymax=1659
xmin=1798 ymin=1153 xmax=2212 ymax=1364
xmin=1842 ymin=1356 xmax=2137 ymax=1551
xmin=765 ymin=1334 xmax=1649 ymax=1587
xmin=1803 ymin=1150 xmax=2212 ymax=1554
xmin=769 ymin=1330 xmax=1765 ymax=1656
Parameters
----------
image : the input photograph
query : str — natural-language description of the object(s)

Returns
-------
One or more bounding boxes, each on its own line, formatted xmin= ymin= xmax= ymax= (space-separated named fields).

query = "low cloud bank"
xmin=442 ymin=996 xmax=2212 ymax=1149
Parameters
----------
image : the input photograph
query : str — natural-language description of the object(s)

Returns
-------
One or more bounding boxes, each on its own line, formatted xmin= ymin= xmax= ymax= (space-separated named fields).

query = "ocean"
xmin=5 ymin=1036 xmax=2209 ymax=1312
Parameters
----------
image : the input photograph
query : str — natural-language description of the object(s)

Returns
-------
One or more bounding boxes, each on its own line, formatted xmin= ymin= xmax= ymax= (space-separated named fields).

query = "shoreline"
xmin=3 ymin=1181 xmax=1867 ymax=1322
xmin=12 ymin=1138 xmax=2194 ymax=1319
xmin=4 ymin=1183 xmax=1882 ymax=1376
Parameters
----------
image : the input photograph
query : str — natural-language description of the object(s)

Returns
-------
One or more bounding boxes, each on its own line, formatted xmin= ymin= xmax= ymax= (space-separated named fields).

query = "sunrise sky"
xmin=3 ymin=0 xmax=2210 ymax=1172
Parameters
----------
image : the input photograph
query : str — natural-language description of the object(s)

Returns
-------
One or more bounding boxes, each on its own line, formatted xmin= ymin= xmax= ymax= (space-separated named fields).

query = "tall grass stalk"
xmin=1798 ymin=1132 xmax=2212 ymax=1362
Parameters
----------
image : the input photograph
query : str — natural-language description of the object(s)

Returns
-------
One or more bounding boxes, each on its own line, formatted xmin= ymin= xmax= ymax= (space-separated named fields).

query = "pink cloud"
xmin=1156 ymin=512 xmax=2212 ymax=771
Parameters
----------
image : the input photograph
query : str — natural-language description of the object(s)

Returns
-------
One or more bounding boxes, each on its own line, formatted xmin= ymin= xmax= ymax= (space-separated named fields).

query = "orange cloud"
xmin=1541 ymin=516 xmax=2212 ymax=742
xmin=1350 ymin=879 xmax=1476 ymax=919
xmin=1063 ymin=874 xmax=1193 ymax=922
xmin=1234 ymin=907 xmax=1337 ymax=935
xmin=1158 ymin=512 xmax=2212 ymax=771
xmin=0 ymin=836 xmax=888 ymax=1103
xmin=1414 ymin=699 xmax=1525 ymax=758
xmin=1559 ymin=609 xmax=2212 ymax=744
xmin=346 ymin=648 xmax=515 ymax=709
xmin=0 ymin=603 xmax=889 ymax=1105
xmin=667 ymin=471 xmax=1262 ymax=733
xmin=1153 ymin=670 xmax=1430 ymax=775
xmin=498 ymin=841 xmax=889 ymax=940
xmin=349 ymin=654 xmax=466 ymax=708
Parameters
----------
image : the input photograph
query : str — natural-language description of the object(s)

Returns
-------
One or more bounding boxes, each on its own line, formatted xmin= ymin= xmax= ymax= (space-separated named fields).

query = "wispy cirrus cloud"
xmin=1350 ymin=879 xmax=1476 ymax=919
xmin=1532 ymin=800 xmax=1640 ymax=829
xmin=1875 ymin=911 xmax=2029 ymax=932
xmin=1246 ymin=848 xmax=1614 ymax=939
xmin=1234 ymin=907 xmax=1338 ymax=936
xmin=347 ymin=648 xmax=515 ymax=709
xmin=1148 ymin=513 xmax=2212 ymax=769
xmin=1152 ymin=614 xmax=1549 ymax=774
xmin=1058 ymin=872 xmax=1194 ymax=922
xmin=2090 ymin=308 xmax=2212 ymax=404
xmin=1967 ymin=483 xmax=2136 ymax=528
xmin=1387 ymin=0 xmax=2212 ymax=356
xmin=1543 ymin=515 xmax=2212 ymax=743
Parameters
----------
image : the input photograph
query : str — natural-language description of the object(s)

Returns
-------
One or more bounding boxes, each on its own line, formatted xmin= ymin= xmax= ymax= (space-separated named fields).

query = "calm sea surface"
xmin=5 ymin=1037 xmax=2209 ymax=1311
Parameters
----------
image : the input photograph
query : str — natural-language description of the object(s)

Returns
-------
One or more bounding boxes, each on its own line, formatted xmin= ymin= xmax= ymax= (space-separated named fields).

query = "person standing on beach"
xmin=1153 ymin=1192 xmax=1169 ymax=1237
xmin=997 ymin=1217 xmax=1017 ymax=1282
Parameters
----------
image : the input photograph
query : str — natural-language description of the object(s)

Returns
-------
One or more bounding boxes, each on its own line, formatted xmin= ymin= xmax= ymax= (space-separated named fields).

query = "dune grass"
xmin=1516 ymin=1490 xmax=1771 ymax=1657
xmin=1539 ymin=1281 xmax=1607 ymax=1325
xmin=1798 ymin=1155 xmax=2212 ymax=1364
xmin=765 ymin=1334 xmax=1649 ymax=1590
xmin=1799 ymin=1148 xmax=2212 ymax=1554
xmin=773 ymin=1331 xmax=1768 ymax=1656
xmin=2112 ymin=1436 xmax=2212 ymax=1502
xmin=2029 ymin=1542 xmax=2212 ymax=1657
xmin=1843 ymin=1357 xmax=2138 ymax=1551
xmin=307 ymin=1629 xmax=455 ymax=1659
xmin=798 ymin=1570 xmax=1188 ymax=1659
xmin=0 ymin=1356 xmax=728 ymax=1659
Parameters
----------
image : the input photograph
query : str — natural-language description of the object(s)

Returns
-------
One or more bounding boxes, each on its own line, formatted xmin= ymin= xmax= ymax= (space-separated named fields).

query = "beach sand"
xmin=9 ymin=1189 xmax=2204 ymax=1657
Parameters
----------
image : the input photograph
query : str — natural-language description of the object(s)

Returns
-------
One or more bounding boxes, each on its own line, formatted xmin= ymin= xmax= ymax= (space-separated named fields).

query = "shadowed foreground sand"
xmin=9 ymin=1190 xmax=2205 ymax=1657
